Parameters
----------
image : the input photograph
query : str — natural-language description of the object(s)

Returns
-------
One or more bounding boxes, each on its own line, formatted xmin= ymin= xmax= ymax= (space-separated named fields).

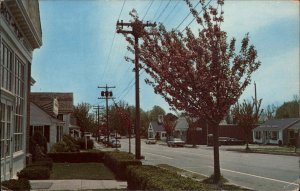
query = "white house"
xmin=30 ymin=92 xmax=75 ymax=137
xmin=252 ymin=118 xmax=300 ymax=145
xmin=148 ymin=115 xmax=166 ymax=140
xmin=1 ymin=0 xmax=42 ymax=180
xmin=30 ymin=102 xmax=65 ymax=151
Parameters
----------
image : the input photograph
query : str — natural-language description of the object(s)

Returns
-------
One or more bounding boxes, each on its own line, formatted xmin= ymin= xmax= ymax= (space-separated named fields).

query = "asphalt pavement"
xmin=119 ymin=138 xmax=300 ymax=191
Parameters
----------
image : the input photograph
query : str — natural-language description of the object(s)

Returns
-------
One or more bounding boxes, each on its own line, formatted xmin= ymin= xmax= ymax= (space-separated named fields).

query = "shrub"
xmin=77 ymin=138 xmax=94 ymax=150
xmin=50 ymin=135 xmax=81 ymax=152
xmin=127 ymin=165 xmax=208 ymax=190
xmin=17 ymin=166 xmax=50 ymax=180
xmin=29 ymin=132 xmax=48 ymax=161
xmin=103 ymin=151 xmax=142 ymax=180
xmin=47 ymin=151 xmax=104 ymax=163
xmin=1 ymin=179 xmax=31 ymax=191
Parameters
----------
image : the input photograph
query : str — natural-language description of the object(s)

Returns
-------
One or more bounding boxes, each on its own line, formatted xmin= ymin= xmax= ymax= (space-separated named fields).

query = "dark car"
xmin=167 ymin=138 xmax=185 ymax=147
xmin=224 ymin=138 xmax=245 ymax=145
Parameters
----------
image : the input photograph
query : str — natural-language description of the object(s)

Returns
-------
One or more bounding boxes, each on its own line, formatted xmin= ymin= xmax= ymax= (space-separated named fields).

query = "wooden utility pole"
xmin=116 ymin=19 xmax=156 ymax=159
xmin=98 ymin=85 xmax=115 ymax=145
xmin=93 ymin=105 xmax=104 ymax=141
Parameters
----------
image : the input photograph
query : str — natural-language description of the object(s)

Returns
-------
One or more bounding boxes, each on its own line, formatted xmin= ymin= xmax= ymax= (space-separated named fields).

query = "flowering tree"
xmin=124 ymin=0 xmax=260 ymax=182
xmin=232 ymin=98 xmax=262 ymax=151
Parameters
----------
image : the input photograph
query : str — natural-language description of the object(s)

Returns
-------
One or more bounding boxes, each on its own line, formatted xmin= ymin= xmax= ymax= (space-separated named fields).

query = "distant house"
xmin=252 ymin=118 xmax=300 ymax=145
xmin=287 ymin=120 xmax=300 ymax=146
xmin=148 ymin=115 xmax=167 ymax=140
xmin=174 ymin=117 xmax=189 ymax=142
xmin=30 ymin=92 xmax=76 ymax=136
xmin=30 ymin=102 xmax=65 ymax=151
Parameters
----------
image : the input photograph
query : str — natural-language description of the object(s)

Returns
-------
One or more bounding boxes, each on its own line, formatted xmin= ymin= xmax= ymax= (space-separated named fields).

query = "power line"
xmin=162 ymin=0 xmax=180 ymax=23
xmin=181 ymin=0 xmax=213 ymax=33
xmin=155 ymin=0 xmax=171 ymax=21
xmin=142 ymin=0 xmax=154 ymax=20
xmin=101 ymin=0 xmax=127 ymax=81
xmin=175 ymin=1 xmax=201 ymax=30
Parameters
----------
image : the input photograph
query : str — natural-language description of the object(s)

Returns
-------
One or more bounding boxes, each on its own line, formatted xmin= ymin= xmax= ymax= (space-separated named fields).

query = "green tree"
xmin=163 ymin=113 xmax=178 ymax=140
xmin=275 ymin=96 xmax=299 ymax=118
xmin=73 ymin=102 xmax=96 ymax=133
xmin=148 ymin=105 xmax=166 ymax=122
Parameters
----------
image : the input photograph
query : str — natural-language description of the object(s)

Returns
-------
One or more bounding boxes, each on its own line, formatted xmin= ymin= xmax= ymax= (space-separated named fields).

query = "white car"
xmin=167 ymin=138 xmax=185 ymax=147
xmin=145 ymin=138 xmax=157 ymax=144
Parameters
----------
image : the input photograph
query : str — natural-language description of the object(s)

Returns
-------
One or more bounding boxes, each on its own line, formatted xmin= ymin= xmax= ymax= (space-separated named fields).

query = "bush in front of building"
xmin=127 ymin=165 xmax=208 ymax=190
xmin=17 ymin=166 xmax=50 ymax=180
xmin=103 ymin=151 xmax=142 ymax=180
xmin=29 ymin=132 xmax=48 ymax=161
xmin=1 ymin=179 xmax=31 ymax=191
xmin=77 ymin=137 xmax=94 ymax=150
xmin=47 ymin=151 xmax=104 ymax=163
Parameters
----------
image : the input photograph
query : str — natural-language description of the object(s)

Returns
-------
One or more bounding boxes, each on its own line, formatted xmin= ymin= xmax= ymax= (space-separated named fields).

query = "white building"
xmin=1 ymin=0 xmax=42 ymax=180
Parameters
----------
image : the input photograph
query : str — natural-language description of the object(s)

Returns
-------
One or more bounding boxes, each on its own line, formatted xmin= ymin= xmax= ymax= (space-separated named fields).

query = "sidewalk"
xmin=30 ymin=179 xmax=127 ymax=190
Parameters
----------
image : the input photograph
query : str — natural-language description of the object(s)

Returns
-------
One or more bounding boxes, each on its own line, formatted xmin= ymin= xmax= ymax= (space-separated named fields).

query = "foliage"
xmin=127 ymin=165 xmax=209 ymax=190
xmin=275 ymin=96 xmax=299 ymax=118
xmin=261 ymin=104 xmax=277 ymax=121
xmin=163 ymin=113 xmax=178 ymax=139
xmin=17 ymin=166 xmax=50 ymax=180
xmin=77 ymin=137 xmax=94 ymax=150
xmin=147 ymin=105 xmax=166 ymax=121
xmin=29 ymin=132 xmax=48 ymax=161
xmin=232 ymin=98 xmax=263 ymax=150
xmin=50 ymin=135 xmax=81 ymax=152
xmin=109 ymin=101 xmax=132 ymax=136
xmin=103 ymin=151 xmax=142 ymax=180
xmin=48 ymin=151 xmax=104 ymax=163
xmin=124 ymin=0 xmax=260 ymax=182
xmin=74 ymin=102 xmax=96 ymax=133
xmin=1 ymin=179 xmax=31 ymax=191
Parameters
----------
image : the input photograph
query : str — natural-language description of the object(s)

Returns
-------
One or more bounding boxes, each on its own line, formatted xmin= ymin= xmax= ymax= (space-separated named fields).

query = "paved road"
xmin=119 ymin=138 xmax=300 ymax=191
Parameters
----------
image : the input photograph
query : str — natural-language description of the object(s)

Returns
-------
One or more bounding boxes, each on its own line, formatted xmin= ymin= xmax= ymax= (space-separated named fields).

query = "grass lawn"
xmin=227 ymin=146 xmax=300 ymax=156
xmin=51 ymin=163 xmax=115 ymax=180
xmin=157 ymin=164 xmax=250 ymax=191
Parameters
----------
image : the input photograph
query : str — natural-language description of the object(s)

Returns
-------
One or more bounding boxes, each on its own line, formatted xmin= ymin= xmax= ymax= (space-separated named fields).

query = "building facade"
xmin=0 ymin=0 xmax=42 ymax=180
xmin=30 ymin=92 xmax=75 ymax=139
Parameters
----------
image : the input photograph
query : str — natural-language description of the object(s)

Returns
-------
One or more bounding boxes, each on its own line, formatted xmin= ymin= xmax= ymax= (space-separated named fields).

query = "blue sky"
xmin=32 ymin=0 xmax=299 ymax=113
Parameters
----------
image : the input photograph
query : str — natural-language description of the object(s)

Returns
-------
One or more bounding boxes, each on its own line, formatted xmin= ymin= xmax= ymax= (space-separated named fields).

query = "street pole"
xmin=116 ymin=19 xmax=156 ymax=159
xmin=98 ymin=84 xmax=115 ymax=146
xmin=93 ymin=105 xmax=104 ymax=141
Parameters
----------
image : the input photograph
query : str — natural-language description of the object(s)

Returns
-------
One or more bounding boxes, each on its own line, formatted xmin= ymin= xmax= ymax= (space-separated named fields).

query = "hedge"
xmin=127 ymin=165 xmax=209 ymax=190
xmin=1 ymin=179 xmax=31 ymax=191
xmin=17 ymin=166 xmax=50 ymax=180
xmin=47 ymin=151 xmax=104 ymax=163
xmin=103 ymin=151 xmax=142 ymax=180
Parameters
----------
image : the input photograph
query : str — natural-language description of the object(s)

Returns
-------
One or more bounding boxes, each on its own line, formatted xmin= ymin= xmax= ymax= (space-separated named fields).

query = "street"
xmin=118 ymin=138 xmax=300 ymax=191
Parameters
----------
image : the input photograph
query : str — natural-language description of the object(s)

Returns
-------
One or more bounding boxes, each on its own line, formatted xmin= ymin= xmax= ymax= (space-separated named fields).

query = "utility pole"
xmin=116 ymin=19 xmax=156 ymax=159
xmin=93 ymin=105 xmax=104 ymax=141
xmin=98 ymin=85 xmax=115 ymax=146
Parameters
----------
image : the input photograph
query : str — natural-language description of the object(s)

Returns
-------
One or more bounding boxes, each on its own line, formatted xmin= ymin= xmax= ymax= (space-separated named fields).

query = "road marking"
xmin=208 ymin=166 xmax=299 ymax=186
xmin=144 ymin=152 xmax=174 ymax=159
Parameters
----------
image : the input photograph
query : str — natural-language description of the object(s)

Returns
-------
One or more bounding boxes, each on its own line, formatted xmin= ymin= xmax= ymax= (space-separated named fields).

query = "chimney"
xmin=158 ymin=115 xmax=163 ymax=124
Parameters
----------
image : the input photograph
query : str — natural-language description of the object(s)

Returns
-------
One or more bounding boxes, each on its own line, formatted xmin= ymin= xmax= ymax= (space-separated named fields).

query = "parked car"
xmin=167 ymin=138 xmax=185 ymax=147
xmin=145 ymin=138 xmax=157 ymax=144
xmin=223 ymin=138 xmax=245 ymax=145
xmin=109 ymin=139 xmax=121 ymax=148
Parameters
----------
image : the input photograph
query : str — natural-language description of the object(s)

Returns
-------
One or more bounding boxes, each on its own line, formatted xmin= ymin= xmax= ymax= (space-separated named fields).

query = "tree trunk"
xmin=212 ymin=122 xmax=221 ymax=182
